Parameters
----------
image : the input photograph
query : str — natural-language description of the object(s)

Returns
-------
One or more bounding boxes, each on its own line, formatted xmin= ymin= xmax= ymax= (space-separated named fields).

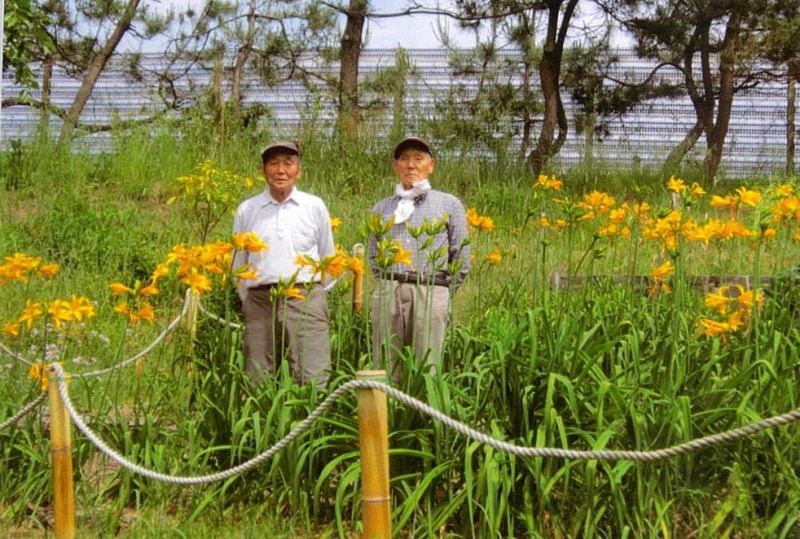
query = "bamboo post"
xmin=182 ymin=289 xmax=199 ymax=351
xmin=356 ymin=370 xmax=391 ymax=538
xmin=352 ymin=243 xmax=365 ymax=312
xmin=47 ymin=367 xmax=75 ymax=539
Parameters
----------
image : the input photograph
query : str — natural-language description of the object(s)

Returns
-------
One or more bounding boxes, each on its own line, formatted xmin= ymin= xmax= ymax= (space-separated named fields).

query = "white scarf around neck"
xmin=393 ymin=179 xmax=431 ymax=224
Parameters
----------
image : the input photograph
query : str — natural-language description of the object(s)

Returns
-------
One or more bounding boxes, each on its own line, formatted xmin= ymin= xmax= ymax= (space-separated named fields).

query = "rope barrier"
xmin=0 ymin=393 xmax=47 ymax=432
xmin=0 ymin=340 xmax=35 ymax=367
xmin=0 ymin=296 xmax=188 ymax=379
xmin=372 ymin=382 xmax=800 ymax=461
xmin=51 ymin=363 xmax=365 ymax=484
xmin=77 ymin=311 xmax=184 ymax=378
xmin=49 ymin=364 xmax=800 ymax=486
xmin=198 ymin=304 xmax=242 ymax=330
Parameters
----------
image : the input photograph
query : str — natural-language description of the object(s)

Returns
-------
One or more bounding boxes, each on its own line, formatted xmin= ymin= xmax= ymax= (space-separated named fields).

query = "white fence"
xmin=1 ymin=48 xmax=794 ymax=177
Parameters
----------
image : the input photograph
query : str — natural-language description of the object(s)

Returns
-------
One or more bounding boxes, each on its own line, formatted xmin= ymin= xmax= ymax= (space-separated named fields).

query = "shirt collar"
xmin=394 ymin=190 xmax=429 ymax=203
xmin=260 ymin=187 xmax=300 ymax=207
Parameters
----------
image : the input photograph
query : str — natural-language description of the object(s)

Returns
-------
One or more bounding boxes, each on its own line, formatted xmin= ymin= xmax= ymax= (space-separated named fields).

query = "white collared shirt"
xmin=232 ymin=187 xmax=335 ymax=298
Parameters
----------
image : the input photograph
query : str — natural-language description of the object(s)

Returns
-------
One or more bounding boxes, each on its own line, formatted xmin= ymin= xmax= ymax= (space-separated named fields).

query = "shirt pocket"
xmin=291 ymin=222 xmax=317 ymax=253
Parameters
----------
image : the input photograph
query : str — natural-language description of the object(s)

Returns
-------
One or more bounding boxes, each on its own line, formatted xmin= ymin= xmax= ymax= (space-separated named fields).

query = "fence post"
xmin=47 ymin=367 xmax=75 ymax=539
xmin=182 ymin=289 xmax=199 ymax=351
xmin=356 ymin=370 xmax=391 ymax=538
xmin=352 ymin=243 xmax=365 ymax=312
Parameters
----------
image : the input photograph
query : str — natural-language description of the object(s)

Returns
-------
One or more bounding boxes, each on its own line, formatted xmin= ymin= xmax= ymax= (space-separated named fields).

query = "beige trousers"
xmin=242 ymin=285 xmax=330 ymax=387
xmin=371 ymin=280 xmax=450 ymax=380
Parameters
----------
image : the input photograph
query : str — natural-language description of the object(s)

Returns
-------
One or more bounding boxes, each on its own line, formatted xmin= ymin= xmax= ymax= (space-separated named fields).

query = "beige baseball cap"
xmin=260 ymin=141 xmax=300 ymax=163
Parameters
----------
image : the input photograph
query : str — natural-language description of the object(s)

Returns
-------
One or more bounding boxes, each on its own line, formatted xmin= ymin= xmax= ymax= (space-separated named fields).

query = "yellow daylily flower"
xmin=17 ymin=300 xmax=43 ymax=329
xmin=484 ymin=249 xmax=503 ymax=266
xmin=109 ymin=282 xmax=135 ymax=296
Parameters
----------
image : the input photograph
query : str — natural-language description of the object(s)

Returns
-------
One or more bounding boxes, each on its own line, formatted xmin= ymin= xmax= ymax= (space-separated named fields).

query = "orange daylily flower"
xmin=109 ymin=282 xmax=135 ymax=296
xmin=484 ymin=249 xmax=503 ymax=266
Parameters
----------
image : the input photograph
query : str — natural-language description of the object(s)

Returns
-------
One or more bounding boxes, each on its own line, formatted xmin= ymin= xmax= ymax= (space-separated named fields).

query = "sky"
xmin=148 ymin=0 xmax=481 ymax=49
xmin=146 ymin=0 xmax=624 ymax=51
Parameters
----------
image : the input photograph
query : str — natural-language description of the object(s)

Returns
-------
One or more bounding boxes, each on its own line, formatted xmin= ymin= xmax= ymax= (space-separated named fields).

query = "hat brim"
xmin=393 ymin=139 xmax=432 ymax=159
xmin=261 ymin=144 xmax=299 ymax=163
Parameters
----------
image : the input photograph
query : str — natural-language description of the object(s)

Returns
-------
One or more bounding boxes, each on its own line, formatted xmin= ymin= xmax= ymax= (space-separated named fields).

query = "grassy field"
xmin=1 ymin=122 xmax=799 ymax=537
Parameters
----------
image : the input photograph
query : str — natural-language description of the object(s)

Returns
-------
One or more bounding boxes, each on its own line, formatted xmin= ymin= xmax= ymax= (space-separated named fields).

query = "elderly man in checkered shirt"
xmin=368 ymin=137 xmax=470 ymax=380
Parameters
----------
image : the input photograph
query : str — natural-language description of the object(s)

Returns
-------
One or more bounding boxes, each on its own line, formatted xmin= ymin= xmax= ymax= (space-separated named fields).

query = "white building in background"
xmin=0 ymin=48 xmax=793 ymax=178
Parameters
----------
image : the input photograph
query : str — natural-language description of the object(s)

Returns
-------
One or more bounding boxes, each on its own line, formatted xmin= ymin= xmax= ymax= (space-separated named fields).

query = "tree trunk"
xmin=663 ymin=118 xmax=704 ymax=173
xmin=788 ymin=60 xmax=798 ymax=177
xmin=38 ymin=56 xmax=54 ymax=138
xmin=518 ymin=11 xmax=535 ymax=160
xmin=337 ymin=0 xmax=367 ymax=135
xmin=519 ymin=61 xmax=533 ymax=159
xmin=527 ymin=0 xmax=578 ymax=175
xmin=230 ymin=3 xmax=257 ymax=116
xmin=58 ymin=0 xmax=140 ymax=143
xmin=583 ymin=105 xmax=596 ymax=176
xmin=662 ymin=27 xmax=705 ymax=175
xmin=703 ymin=12 xmax=741 ymax=183
xmin=552 ymin=94 xmax=568 ymax=155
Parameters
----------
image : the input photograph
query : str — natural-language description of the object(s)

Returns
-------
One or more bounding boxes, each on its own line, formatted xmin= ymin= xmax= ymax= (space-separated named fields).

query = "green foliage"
xmin=1 ymin=126 xmax=800 ymax=537
xmin=2 ymin=0 xmax=54 ymax=87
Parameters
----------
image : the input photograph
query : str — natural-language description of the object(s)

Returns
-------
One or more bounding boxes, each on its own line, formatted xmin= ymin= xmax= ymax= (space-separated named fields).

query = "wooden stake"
xmin=352 ymin=243 xmax=365 ymax=312
xmin=356 ymin=370 xmax=391 ymax=538
xmin=183 ymin=289 xmax=199 ymax=351
xmin=47 ymin=368 xmax=75 ymax=539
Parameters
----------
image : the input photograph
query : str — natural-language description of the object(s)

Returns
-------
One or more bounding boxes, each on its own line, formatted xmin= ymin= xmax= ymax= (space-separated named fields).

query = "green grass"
xmin=1 ymin=119 xmax=800 ymax=537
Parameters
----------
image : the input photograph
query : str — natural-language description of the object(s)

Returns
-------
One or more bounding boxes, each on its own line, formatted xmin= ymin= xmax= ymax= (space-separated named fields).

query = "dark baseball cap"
xmin=261 ymin=141 xmax=300 ymax=164
xmin=393 ymin=136 xmax=433 ymax=159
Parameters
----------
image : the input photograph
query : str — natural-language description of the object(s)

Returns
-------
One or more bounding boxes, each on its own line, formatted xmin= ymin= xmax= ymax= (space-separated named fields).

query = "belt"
xmin=250 ymin=282 xmax=317 ymax=291
xmin=385 ymin=272 xmax=450 ymax=287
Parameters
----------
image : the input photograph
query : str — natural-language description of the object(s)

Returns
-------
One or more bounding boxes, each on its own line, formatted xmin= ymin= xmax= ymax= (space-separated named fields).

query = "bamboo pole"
xmin=352 ymin=243 xmax=365 ymax=312
xmin=356 ymin=370 xmax=391 ymax=538
xmin=47 ymin=368 xmax=75 ymax=539
xmin=182 ymin=289 xmax=199 ymax=351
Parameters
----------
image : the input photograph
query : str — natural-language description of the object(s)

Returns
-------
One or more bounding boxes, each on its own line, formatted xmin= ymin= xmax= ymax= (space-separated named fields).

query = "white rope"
xmin=0 ymin=340 xmax=35 ymax=366
xmin=50 ymin=365 xmax=800 ymax=486
xmin=371 ymin=382 xmax=800 ymax=461
xmin=0 ymin=393 xmax=47 ymax=432
xmin=198 ymin=304 xmax=242 ymax=330
xmin=52 ymin=363 xmax=367 ymax=484
xmin=77 ymin=311 xmax=184 ymax=378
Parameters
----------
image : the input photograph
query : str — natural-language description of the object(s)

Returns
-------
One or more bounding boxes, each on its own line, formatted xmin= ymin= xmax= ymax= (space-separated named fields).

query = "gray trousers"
xmin=371 ymin=280 xmax=450 ymax=380
xmin=242 ymin=285 xmax=330 ymax=387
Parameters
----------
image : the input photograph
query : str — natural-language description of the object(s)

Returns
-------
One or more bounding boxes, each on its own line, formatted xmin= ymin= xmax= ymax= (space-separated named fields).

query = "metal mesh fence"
xmin=1 ymin=48 xmax=794 ymax=177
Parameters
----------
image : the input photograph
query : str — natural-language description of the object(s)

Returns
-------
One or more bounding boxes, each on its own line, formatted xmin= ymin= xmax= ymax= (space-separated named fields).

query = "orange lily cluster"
xmin=374 ymin=238 xmax=414 ymax=270
xmin=3 ymin=295 xmax=96 ymax=337
xmin=642 ymin=210 xmax=693 ymax=252
xmin=770 ymin=184 xmax=800 ymax=229
xmin=538 ymin=215 xmax=569 ymax=230
xmin=27 ymin=362 xmax=53 ymax=391
xmin=0 ymin=253 xmax=59 ymax=286
xmin=466 ymin=208 xmax=495 ymax=232
xmin=667 ymin=176 xmax=706 ymax=199
xmin=484 ymin=248 xmax=503 ymax=266
xmin=295 ymin=247 xmax=364 ymax=285
xmin=578 ymin=191 xmax=617 ymax=220
xmin=698 ymin=285 xmax=764 ymax=341
xmin=649 ymin=260 xmax=674 ymax=295
xmin=535 ymin=174 xmax=563 ymax=191
xmin=232 ymin=232 xmax=268 ymax=253
xmin=708 ymin=186 xmax=762 ymax=218
xmin=108 ymin=282 xmax=158 ymax=325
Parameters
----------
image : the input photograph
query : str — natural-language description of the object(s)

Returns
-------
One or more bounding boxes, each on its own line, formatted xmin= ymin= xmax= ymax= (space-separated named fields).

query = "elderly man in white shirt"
xmin=233 ymin=141 xmax=335 ymax=386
